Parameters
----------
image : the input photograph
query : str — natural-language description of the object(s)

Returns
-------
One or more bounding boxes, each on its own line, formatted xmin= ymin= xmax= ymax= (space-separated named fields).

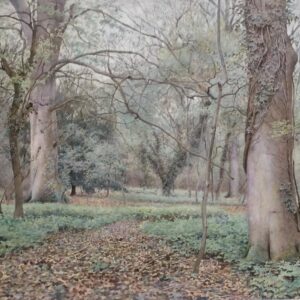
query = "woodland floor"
xmin=0 ymin=219 xmax=252 ymax=300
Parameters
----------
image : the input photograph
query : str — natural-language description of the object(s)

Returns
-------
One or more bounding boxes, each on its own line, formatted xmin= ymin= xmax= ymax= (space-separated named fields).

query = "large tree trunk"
xmin=227 ymin=137 xmax=239 ymax=198
xmin=7 ymin=0 xmax=66 ymax=204
xmin=244 ymin=0 xmax=300 ymax=261
xmin=30 ymin=80 xmax=65 ymax=202
xmin=29 ymin=0 xmax=67 ymax=202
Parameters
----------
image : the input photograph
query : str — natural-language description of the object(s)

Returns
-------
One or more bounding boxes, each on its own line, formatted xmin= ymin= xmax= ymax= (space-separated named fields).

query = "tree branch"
xmin=9 ymin=0 xmax=32 ymax=44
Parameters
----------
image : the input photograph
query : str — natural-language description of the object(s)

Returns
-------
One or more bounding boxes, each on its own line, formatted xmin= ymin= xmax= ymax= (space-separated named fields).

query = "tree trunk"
xmin=186 ymin=152 xmax=192 ymax=198
xmin=9 ymin=128 xmax=24 ymax=218
xmin=194 ymin=83 xmax=223 ymax=272
xmin=29 ymin=0 xmax=67 ymax=203
xmin=161 ymin=150 xmax=187 ymax=196
xmin=227 ymin=137 xmax=239 ymax=198
xmin=71 ymin=185 xmax=76 ymax=196
xmin=30 ymin=97 xmax=65 ymax=202
xmin=162 ymin=179 xmax=172 ymax=196
xmin=8 ymin=84 xmax=24 ymax=218
xmin=216 ymin=132 xmax=231 ymax=200
xmin=245 ymin=0 xmax=300 ymax=261
xmin=105 ymin=187 xmax=110 ymax=198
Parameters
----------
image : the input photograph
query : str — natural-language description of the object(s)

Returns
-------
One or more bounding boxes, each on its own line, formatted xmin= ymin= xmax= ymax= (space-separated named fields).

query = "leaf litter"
xmin=0 ymin=221 xmax=252 ymax=299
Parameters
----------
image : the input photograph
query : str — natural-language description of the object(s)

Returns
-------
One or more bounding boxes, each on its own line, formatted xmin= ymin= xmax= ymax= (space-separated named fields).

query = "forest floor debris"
xmin=0 ymin=221 xmax=252 ymax=300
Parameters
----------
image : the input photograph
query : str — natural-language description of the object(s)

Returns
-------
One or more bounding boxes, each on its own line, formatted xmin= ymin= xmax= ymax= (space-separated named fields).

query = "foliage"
xmin=112 ymin=188 xmax=242 ymax=205
xmin=0 ymin=221 xmax=251 ymax=299
xmin=239 ymin=260 xmax=300 ymax=299
xmin=1 ymin=201 xmax=300 ymax=298
xmin=143 ymin=212 xmax=300 ymax=299
xmin=58 ymin=111 xmax=126 ymax=192
xmin=0 ymin=203 xmax=223 ymax=256
xmin=143 ymin=214 xmax=248 ymax=263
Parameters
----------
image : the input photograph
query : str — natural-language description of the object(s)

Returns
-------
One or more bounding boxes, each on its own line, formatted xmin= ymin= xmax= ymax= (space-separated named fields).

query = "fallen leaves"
xmin=0 ymin=221 xmax=252 ymax=299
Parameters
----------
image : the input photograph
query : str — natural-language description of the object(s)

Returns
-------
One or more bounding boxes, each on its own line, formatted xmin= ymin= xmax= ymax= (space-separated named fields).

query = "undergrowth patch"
xmin=239 ymin=260 xmax=300 ymax=299
xmin=142 ymin=216 xmax=300 ymax=299
xmin=2 ymin=203 xmax=300 ymax=298
xmin=142 ymin=215 xmax=248 ymax=262
xmin=0 ymin=203 xmax=223 ymax=256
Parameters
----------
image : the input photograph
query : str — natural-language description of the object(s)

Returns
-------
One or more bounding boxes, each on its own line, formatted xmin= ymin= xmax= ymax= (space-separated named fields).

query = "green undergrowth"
xmin=2 ymin=203 xmax=300 ymax=298
xmin=113 ymin=190 xmax=198 ymax=203
xmin=142 ymin=216 xmax=300 ymax=299
xmin=142 ymin=214 xmax=248 ymax=262
xmin=0 ymin=203 xmax=223 ymax=256
xmin=239 ymin=260 xmax=300 ymax=299
xmin=112 ymin=188 xmax=242 ymax=205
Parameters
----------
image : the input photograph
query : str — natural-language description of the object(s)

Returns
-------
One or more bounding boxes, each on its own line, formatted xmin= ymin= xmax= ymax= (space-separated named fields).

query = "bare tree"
xmin=194 ymin=83 xmax=223 ymax=272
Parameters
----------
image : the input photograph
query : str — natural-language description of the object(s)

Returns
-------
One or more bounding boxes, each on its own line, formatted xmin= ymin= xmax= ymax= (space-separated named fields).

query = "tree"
xmin=144 ymin=131 xmax=187 ymax=196
xmin=1 ymin=0 xmax=68 ymax=208
xmin=58 ymin=111 xmax=124 ymax=196
xmin=24 ymin=0 xmax=67 ymax=202
xmin=244 ymin=0 xmax=300 ymax=261
xmin=142 ymin=111 xmax=208 ymax=196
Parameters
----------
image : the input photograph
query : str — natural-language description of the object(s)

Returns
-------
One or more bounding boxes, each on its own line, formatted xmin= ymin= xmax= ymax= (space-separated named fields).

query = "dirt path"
xmin=0 ymin=221 xmax=252 ymax=300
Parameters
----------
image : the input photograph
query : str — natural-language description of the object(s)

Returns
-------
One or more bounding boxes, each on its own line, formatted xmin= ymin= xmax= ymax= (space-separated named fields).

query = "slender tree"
xmin=244 ymin=0 xmax=300 ymax=260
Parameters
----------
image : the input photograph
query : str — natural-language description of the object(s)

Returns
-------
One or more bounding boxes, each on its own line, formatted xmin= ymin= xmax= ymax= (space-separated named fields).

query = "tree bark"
xmin=161 ymin=179 xmax=173 ymax=196
xmin=194 ymin=83 xmax=223 ymax=272
xmin=146 ymin=132 xmax=187 ymax=197
xmin=227 ymin=137 xmax=239 ymax=198
xmin=71 ymin=185 xmax=76 ymax=196
xmin=29 ymin=0 xmax=67 ymax=202
xmin=30 ymin=87 xmax=65 ymax=202
xmin=8 ymin=84 xmax=24 ymax=218
xmin=216 ymin=132 xmax=231 ymax=200
xmin=186 ymin=152 xmax=192 ymax=198
xmin=244 ymin=0 xmax=300 ymax=261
